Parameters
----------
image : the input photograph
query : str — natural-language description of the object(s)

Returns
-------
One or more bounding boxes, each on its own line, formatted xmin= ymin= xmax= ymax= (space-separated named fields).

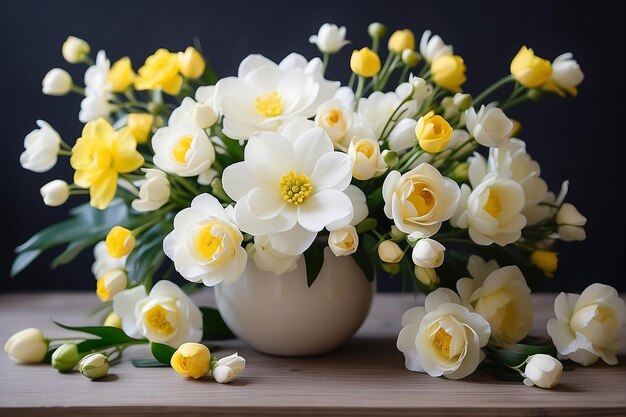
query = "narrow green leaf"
xmin=131 ymin=358 xmax=171 ymax=368
xmin=352 ymin=233 xmax=378 ymax=283
xmin=10 ymin=250 xmax=42 ymax=277
xmin=200 ymin=307 xmax=235 ymax=340
xmin=304 ymin=242 xmax=325 ymax=287
xmin=53 ymin=321 xmax=144 ymax=344
xmin=488 ymin=348 xmax=528 ymax=367
xmin=51 ymin=235 xmax=102 ymax=269
xmin=514 ymin=343 xmax=557 ymax=357
xmin=151 ymin=342 xmax=176 ymax=365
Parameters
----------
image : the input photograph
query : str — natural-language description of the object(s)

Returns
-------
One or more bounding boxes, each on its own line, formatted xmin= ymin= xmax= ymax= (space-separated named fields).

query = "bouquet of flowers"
xmin=6 ymin=22 xmax=624 ymax=387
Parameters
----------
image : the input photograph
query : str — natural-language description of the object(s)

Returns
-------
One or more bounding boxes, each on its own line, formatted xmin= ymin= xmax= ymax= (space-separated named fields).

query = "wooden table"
xmin=0 ymin=291 xmax=624 ymax=416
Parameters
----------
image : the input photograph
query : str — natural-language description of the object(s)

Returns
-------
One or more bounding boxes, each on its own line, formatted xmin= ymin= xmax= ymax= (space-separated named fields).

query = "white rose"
xmin=131 ymin=169 xmax=171 ymax=212
xmin=42 ymin=68 xmax=72 ymax=96
xmin=91 ymin=241 xmax=126 ymax=279
xmin=152 ymin=124 xmax=215 ymax=177
xmin=556 ymin=203 xmax=587 ymax=241
xmin=523 ymin=354 xmax=563 ymax=388
xmin=547 ymin=283 xmax=626 ymax=366
xmin=62 ymin=36 xmax=90 ymax=63
xmin=419 ymin=30 xmax=453 ymax=63
xmin=411 ymin=238 xmax=445 ymax=268
xmin=212 ymin=352 xmax=246 ymax=384
xmin=465 ymin=105 xmax=513 ymax=148
xmin=378 ymin=240 xmax=404 ymax=263
xmin=40 ymin=179 xmax=69 ymax=207
xmin=348 ymin=137 xmax=386 ymax=180
xmin=382 ymin=163 xmax=460 ymax=237
xmin=397 ymin=288 xmax=491 ymax=379
xmin=551 ymin=53 xmax=584 ymax=95
xmin=20 ymin=120 xmax=61 ymax=172
xmin=112 ymin=281 xmax=203 ymax=348
xmin=328 ymin=225 xmax=358 ymax=257
xmin=308 ymin=23 xmax=349 ymax=54
xmin=246 ymin=235 xmax=300 ymax=275
xmin=169 ymin=97 xmax=217 ymax=129
xmin=388 ymin=118 xmax=417 ymax=153
xmin=457 ymin=256 xmax=533 ymax=345
xmin=314 ymin=99 xmax=354 ymax=149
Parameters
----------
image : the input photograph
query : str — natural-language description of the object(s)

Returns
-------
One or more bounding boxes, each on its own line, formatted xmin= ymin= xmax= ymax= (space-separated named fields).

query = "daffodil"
xmin=135 ymin=48 xmax=182 ymax=95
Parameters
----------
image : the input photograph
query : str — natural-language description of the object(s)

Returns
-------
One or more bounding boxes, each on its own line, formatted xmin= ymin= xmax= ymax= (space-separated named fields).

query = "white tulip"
xmin=4 ymin=328 xmax=48 ymax=363
xmin=547 ymin=283 xmax=626 ymax=366
xmin=412 ymin=238 xmax=445 ymax=268
xmin=308 ymin=23 xmax=349 ymax=54
xmin=212 ymin=353 xmax=246 ymax=384
xmin=20 ymin=120 xmax=61 ymax=172
xmin=388 ymin=118 xmax=417 ymax=153
xmin=152 ymin=124 xmax=215 ymax=177
xmin=40 ymin=180 xmax=69 ymax=207
xmin=91 ymin=241 xmax=126 ymax=279
xmin=419 ymin=30 xmax=453 ymax=63
xmin=62 ymin=36 xmax=90 ymax=63
xmin=378 ymin=240 xmax=404 ymax=263
xmin=523 ymin=354 xmax=563 ymax=388
xmin=465 ymin=105 xmax=513 ymax=148
xmin=551 ymin=53 xmax=584 ymax=95
xmin=348 ymin=137 xmax=387 ymax=180
xmin=246 ymin=235 xmax=300 ymax=275
xmin=169 ymin=97 xmax=218 ymax=129
xmin=42 ymin=68 xmax=72 ymax=96
xmin=79 ymin=50 xmax=113 ymax=123
xmin=132 ymin=169 xmax=170 ymax=212
xmin=328 ymin=225 xmax=359 ymax=257
xmin=556 ymin=203 xmax=587 ymax=241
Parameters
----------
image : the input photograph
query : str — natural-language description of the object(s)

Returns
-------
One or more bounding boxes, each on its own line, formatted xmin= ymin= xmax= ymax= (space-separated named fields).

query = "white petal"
xmin=293 ymin=127 xmax=333 ymax=175
xmin=297 ymin=189 xmax=352 ymax=232
xmin=245 ymin=132 xmax=295 ymax=179
xmin=222 ymin=163 xmax=259 ymax=201
xmin=310 ymin=152 xmax=352 ymax=191
xmin=245 ymin=187 xmax=286 ymax=219
xmin=267 ymin=223 xmax=317 ymax=256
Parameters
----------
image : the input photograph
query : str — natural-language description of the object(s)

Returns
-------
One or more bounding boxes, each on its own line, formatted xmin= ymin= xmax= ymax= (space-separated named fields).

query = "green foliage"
xmin=303 ymin=240 xmax=325 ymax=287
xmin=352 ymin=233 xmax=377 ymax=282
xmin=199 ymin=307 xmax=235 ymax=340
xmin=151 ymin=342 xmax=176 ymax=365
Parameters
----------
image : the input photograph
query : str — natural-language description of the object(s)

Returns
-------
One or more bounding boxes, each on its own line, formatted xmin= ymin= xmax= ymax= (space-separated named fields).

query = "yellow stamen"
xmin=355 ymin=141 xmax=375 ymax=158
xmin=484 ymin=189 xmax=502 ymax=218
xmin=280 ymin=171 xmax=313 ymax=206
xmin=172 ymin=136 xmax=193 ymax=163
xmin=144 ymin=305 xmax=174 ymax=336
xmin=434 ymin=327 xmax=452 ymax=358
xmin=194 ymin=222 xmax=224 ymax=260
xmin=255 ymin=90 xmax=283 ymax=117
xmin=407 ymin=182 xmax=435 ymax=216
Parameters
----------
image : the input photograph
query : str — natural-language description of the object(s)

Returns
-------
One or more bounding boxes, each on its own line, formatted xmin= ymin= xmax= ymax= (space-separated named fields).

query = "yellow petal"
xmin=89 ymin=169 xmax=118 ymax=210
xmin=160 ymin=74 xmax=183 ymax=95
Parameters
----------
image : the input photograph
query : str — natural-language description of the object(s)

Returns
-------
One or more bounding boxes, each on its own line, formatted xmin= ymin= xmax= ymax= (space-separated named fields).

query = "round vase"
xmin=214 ymin=247 xmax=374 ymax=356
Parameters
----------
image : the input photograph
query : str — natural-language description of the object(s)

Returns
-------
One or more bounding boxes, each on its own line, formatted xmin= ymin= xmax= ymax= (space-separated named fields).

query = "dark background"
xmin=1 ymin=0 xmax=624 ymax=292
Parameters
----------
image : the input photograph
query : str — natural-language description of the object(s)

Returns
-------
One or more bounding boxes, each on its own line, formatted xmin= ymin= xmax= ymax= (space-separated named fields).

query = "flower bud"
xmin=40 ymin=180 xmax=69 ymax=207
xmin=388 ymin=29 xmax=415 ymax=54
xmin=131 ymin=169 xmax=170 ymax=212
xmin=453 ymin=93 xmax=472 ymax=111
xmin=412 ymin=238 xmax=445 ymax=268
xmin=527 ymin=88 xmax=544 ymax=101
xmin=348 ymin=137 xmax=386 ymax=180
xmin=20 ymin=120 xmax=61 ymax=173
xmin=510 ymin=46 xmax=552 ymax=88
xmin=171 ymin=342 xmax=211 ymax=379
xmin=51 ymin=343 xmax=80 ymax=372
xmin=62 ymin=36 xmax=90 ymax=63
xmin=368 ymin=22 xmax=387 ymax=39
xmin=104 ymin=312 xmax=122 ymax=328
xmin=328 ymin=226 xmax=359 ymax=257
xmin=96 ymin=269 xmax=128 ymax=302
xmin=378 ymin=240 xmax=404 ymax=263
xmin=531 ymin=250 xmax=558 ymax=277
xmin=448 ymin=162 xmax=469 ymax=183
xmin=308 ymin=23 xmax=349 ymax=54
xmin=127 ymin=113 xmax=154 ymax=144
xmin=350 ymin=48 xmax=381 ymax=78
xmin=556 ymin=203 xmax=587 ymax=242
xmin=431 ymin=55 xmax=466 ymax=92
xmin=4 ymin=328 xmax=48 ymax=363
xmin=523 ymin=354 xmax=562 ymax=388
xmin=390 ymin=225 xmax=406 ymax=241
xmin=108 ymin=57 xmax=134 ymax=92
xmin=105 ymin=226 xmax=135 ymax=258
xmin=79 ymin=353 xmax=110 ymax=379
xmin=211 ymin=352 xmax=246 ymax=384
xmin=415 ymin=111 xmax=452 ymax=153
xmin=402 ymin=49 xmax=421 ymax=67
xmin=414 ymin=266 xmax=440 ymax=289
xmin=178 ymin=47 xmax=205 ymax=79
xmin=382 ymin=150 xmax=399 ymax=168
xmin=42 ymin=68 xmax=72 ymax=96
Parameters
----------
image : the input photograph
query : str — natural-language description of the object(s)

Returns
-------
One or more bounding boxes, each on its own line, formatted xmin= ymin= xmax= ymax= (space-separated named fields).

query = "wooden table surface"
xmin=0 ymin=291 xmax=624 ymax=417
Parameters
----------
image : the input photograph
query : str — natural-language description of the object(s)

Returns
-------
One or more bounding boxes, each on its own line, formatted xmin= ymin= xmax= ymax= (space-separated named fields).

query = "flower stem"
xmin=473 ymin=75 xmax=515 ymax=107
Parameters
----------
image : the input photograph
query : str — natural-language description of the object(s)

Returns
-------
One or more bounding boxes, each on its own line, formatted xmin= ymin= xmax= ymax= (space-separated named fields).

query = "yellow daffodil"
xmin=108 ymin=57 xmax=134 ymax=92
xmin=350 ymin=47 xmax=381 ymax=78
xmin=127 ymin=113 xmax=154 ymax=144
xmin=510 ymin=46 xmax=552 ymax=88
xmin=71 ymin=118 xmax=144 ymax=209
xmin=135 ymin=48 xmax=183 ymax=95
xmin=431 ymin=55 xmax=466 ymax=92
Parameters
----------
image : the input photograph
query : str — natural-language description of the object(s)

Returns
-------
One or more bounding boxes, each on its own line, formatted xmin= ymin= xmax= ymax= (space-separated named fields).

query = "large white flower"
xmin=112 ymin=281 xmax=203 ymax=348
xmin=222 ymin=120 xmax=353 ymax=256
xmin=163 ymin=193 xmax=247 ymax=286
xmin=246 ymin=235 xmax=300 ymax=275
xmin=152 ymin=124 xmax=215 ymax=177
xmin=215 ymin=54 xmax=339 ymax=140
xmin=92 ymin=241 xmax=126 ymax=279
xmin=79 ymin=50 xmax=113 ymax=123
xmin=397 ymin=288 xmax=491 ymax=379
xmin=20 ymin=120 xmax=61 ymax=172
xmin=382 ymin=163 xmax=460 ymax=237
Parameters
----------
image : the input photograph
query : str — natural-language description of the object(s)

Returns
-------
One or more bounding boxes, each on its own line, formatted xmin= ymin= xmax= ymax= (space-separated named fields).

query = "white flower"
xmin=547 ymin=283 xmax=626 ymax=366
xmin=551 ymin=53 xmax=584 ymax=95
xmin=309 ymin=23 xmax=349 ymax=54
xmin=215 ymin=54 xmax=339 ymax=140
xmin=414 ymin=266 xmax=440 ymax=288
xmin=131 ymin=169 xmax=170 ymax=212
xmin=356 ymin=88 xmax=417 ymax=138
xmin=40 ymin=180 xmax=69 ymax=206
xmin=419 ymin=30 xmax=453 ymax=64
xmin=441 ymin=96 xmax=458 ymax=119
xmin=197 ymin=167 xmax=218 ymax=186
xmin=79 ymin=50 xmax=113 ymax=123
xmin=4 ymin=328 xmax=48 ymax=363
xmin=523 ymin=354 xmax=562 ymax=388
xmin=20 ymin=120 xmax=61 ymax=172
xmin=222 ymin=122 xmax=353 ymax=256
xmin=388 ymin=118 xmax=417 ymax=153
xmin=195 ymin=85 xmax=218 ymax=111
xmin=112 ymin=281 xmax=203 ymax=348
xmin=314 ymin=99 xmax=356 ymax=150
xmin=62 ymin=36 xmax=90 ymax=63
xmin=411 ymin=238 xmax=445 ymax=268
xmin=457 ymin=256 xmax=533 ymax=345
xmin=348 ymin=137 xmax=386 ymax=180
xmin=212 ymin=353 xmax=246 ymax=384
xmin=343 ymin=185 xmax=368 ymax=227
xmin=91 ymin=241 xmax=126 ymax=278
xmin=169 ymin=97 xmax=218 ymax=129
xmin=382 ymin=163 xmax=460 ymax=237
xmin=246 ymin=235 xmax=300 ymax=275
xmin=556 ymin=203 xmax=587 ymax=241
xmin=407 ymin=75 xmax=434 ymax=102
xmin=163 ymin=193 xmax=247 ymax=286
xmin=96 ymin=269 xmax=127 ymax=302
xmin=378 ymin=240 xmax=404 ymax=263
xmin=397 ymin=288 xmax=491 ymax=379
xmin=465 ymin=105 xmax=513 ymax=148
xmin=328 ymin=225 xmax=358 ymax=256
xmin=42 ymin=68 xmax=72 ymax=96
xmin=152 ymin=124 xmax=215 ymax=177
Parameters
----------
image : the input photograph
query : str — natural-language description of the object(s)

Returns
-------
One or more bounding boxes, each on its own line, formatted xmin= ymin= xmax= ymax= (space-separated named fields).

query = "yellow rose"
xmin=127 ymin=113 xmax=154 ymax=144
xmin=510 ymin=46 xmax=552 ymax=88
xmin=135 ymin=48 xmax=183 ymax=95
xmin=388 ymin=29 xmax=415 ymax=54
xmin=171 ymin=342 xmax=211 ymax=379
xmin=350 ymin=47 xmax=381 ymax=78
xmin=415 ymin=111 xmax=452 ymax=153
xmin=105 ymin=226 xmax=135 ymax=258
xmin=531 ymin=250 xmax=558 ymax=277
xmin=108 ymin=57 xmax=134 ymax=92
xmin=431 ymin=55 xmax=466 ymax=92
xmin=178 ymin=47 xmax=205 ymax=79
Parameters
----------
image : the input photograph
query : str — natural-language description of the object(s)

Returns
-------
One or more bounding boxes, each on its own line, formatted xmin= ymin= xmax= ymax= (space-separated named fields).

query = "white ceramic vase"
xmin=214 ymin=247 xmax=374 ymax=356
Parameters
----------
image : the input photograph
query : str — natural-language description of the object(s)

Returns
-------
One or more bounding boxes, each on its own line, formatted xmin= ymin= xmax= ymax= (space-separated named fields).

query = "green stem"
xmin=71 ymin=85 xmax=85 ymax=96
xmin=473 ymin=75 xmax=515 ymax=107
xmin=354 ymin=76 xmax=366 ymax=111
xmin=322 ymin=53 xmax=330 ymax=74
xmin=58 ymin=150 xmax=72 ymax=156
xmin=501 ymin=95 xmax=530 ymax=110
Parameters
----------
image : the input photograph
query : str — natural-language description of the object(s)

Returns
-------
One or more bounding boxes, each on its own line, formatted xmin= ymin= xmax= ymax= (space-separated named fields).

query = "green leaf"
xmin=51 ymin=235 xmax=102 ymax=269
xmin=514 ymin=343 xmax=557 ymax=357
xmin=304 ymin=241 xmax=325 ymax=287
xmin=53 ymin=321 xmax=145 ymax=344
xmin=200 ymin=307 xmax=235 ymax=340
xmin=151 ymin=342 xmax=176 ymax=365
xmin=131 ymin=358 xmax=171 ymax=368
xmin=352 ymin=234 xmax=377 ymax=283
xmin=10 ymin=250 xmax=42 ymax=277
xmin=488 ymin=348 xmax=528 ymax=367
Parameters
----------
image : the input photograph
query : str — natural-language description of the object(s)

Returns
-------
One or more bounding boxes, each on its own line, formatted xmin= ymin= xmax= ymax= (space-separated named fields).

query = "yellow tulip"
xmin=431 ymin=55 xmax=466 ymax=92
xmin=531 ymin=250 xmax=558 ymax=277
xmin=350 ymin=47 xmax=381 ymax=78
xmin=510 ymin=46 xmax=552 ymax=88
xmin=171 ymin=342 xmax=211 ymax=379
xmin=108 ymin=57 xmax=134 ymax=92
xmin=415 ymin=111 xmax=452 ymax=153
xmin=135 ymin=48 xmax=183 ymax=95
xmin=96 ymin=269 xmax=127 ymax=302
xmin=127 ymin=113 xmax=154 ymax=144
xmin=178 ymin=47 xmax=205 ymax=79
xmin=388 ymin=29 xmax=415 ymax=54
xmin=105 ymin=226 xmax=135 ymax=258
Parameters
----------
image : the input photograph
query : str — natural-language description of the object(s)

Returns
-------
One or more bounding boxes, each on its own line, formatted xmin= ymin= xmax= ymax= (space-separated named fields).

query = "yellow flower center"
xmin=172 ymin=136 xmax=193 ymax=163
xmin=255 ymin=90 xmax=283 ymax=118
xmin=144 ymin=305 xmax=175 ymax=336
xmin=325 ymin=109 xmax=342 ymax=126
xmin=355 ymin=141 xmax=375 ymax=158
xmin=96 ymin=278 xmax=109 ymax=301
xmin=280 ymin=171 xmax=313 ymax=206
xmin=484 ymin=189 xmax=503 ymax=218
xmin=194 ymin=222 xmax=224 ymax=260
xmin=407 ymin=182 xmax=435 ymax=216
xmin=434 ymin=326 xmax=452 ymax=358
